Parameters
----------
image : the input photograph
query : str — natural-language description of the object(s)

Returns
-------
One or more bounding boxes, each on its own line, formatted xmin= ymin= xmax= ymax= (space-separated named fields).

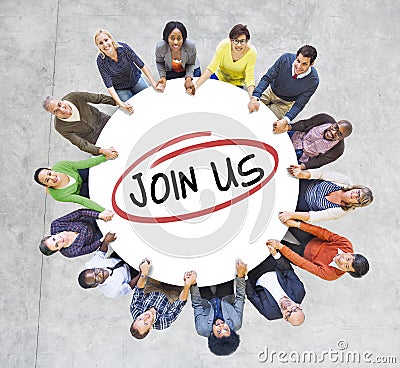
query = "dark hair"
xmin=34 ymin=167 xmax=50 ymax=187
xmin=348 ymin=254 xmax=369 ymax=278
xmin=78 ymin=270 xmax=95 ymax=289
xmin=229 ymin=24 xmax=250 ymax=41
xmin=208 ymin=329 xmax=240 ymax=356
xmin=296 ymin=45 xmax=317 ymax=64
xmin=162 ymin=21 xmax=188 ymax=43
xmin=130 ymin=321 xmax=150 ymax=340
xmin=39 ymin=236 xmax=57 ymax=256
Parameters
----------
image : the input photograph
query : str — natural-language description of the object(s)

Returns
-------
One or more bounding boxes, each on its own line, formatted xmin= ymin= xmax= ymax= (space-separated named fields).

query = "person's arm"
xmin=244 ymin=47 xmax=257 ymax=99
xmin=70 ymin=155 xmax=108 ymax=170
xmin=141 ymin=65 xmax=158 ymax=91
xmin=54 ymin=118 xmax=103 ymax=156
xmin=107 ymin=86 xmax=134 ymax=114
xmin=302 ymin=143 xmax=344 ymax=170
xmin=192 ymin=40 xmax=224 ymax=94
xmin=284 ymin=82 xmax=319 ymax=121
xmin=179 ymin=271 xmax=197 ymax=302
xmin=79 ymin=91 xmax=117 ymax=106
xmin=99 ymin=232 xmax=116 ymax=252
xmin=290 ymin=113 xmax=335 ymax=132
xmin=136 ymin=259 xmax=151 ymax=289
xmin=279 ymin=208 xmax=347 ymax=223
xmin=248 ymin=55 xmax=282 ymax=113
xmin=58 ymin=193 xmax=105 ymax=212
xmin=267 ymin=239 xmax=333 ymax=280
xmin=307 ymin=168 xmax=353 ymax=187
xmin=190 ymin=284 xmax=210 ymax=337
xmin=192 ymin=68 xmax=213 ymax=93
xmin=128 ymin=272 xmax=141 ymax=289
xmin=53 ymin=208 xmax=100 ymax=223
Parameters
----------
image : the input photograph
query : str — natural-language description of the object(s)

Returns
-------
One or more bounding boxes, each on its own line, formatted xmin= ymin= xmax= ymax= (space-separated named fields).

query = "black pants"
xmin=78 ymin=168 xmax=90 ymax=198
xmin=199 ymin=280 xmax=234 ymax=301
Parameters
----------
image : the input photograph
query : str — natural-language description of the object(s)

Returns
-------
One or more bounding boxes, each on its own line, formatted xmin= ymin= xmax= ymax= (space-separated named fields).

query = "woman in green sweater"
xmin=34 ymin=155 xmax=113 ymax=212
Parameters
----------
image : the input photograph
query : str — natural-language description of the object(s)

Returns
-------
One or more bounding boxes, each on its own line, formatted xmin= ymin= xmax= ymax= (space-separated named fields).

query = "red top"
xmin=280 ymin=223 xmax=354 ymax=281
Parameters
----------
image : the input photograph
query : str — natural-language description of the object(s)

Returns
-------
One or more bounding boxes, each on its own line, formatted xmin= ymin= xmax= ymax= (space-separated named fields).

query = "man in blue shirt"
xmin=248 ymin=45 xmax=319 ymax=128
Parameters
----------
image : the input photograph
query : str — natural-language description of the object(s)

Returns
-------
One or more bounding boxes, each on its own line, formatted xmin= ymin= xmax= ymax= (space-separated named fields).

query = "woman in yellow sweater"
xmin=190 ymin=24 xmax=257 ymax=99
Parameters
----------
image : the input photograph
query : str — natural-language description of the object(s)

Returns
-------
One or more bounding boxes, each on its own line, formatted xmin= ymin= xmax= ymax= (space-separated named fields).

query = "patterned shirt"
xmin=130 ymin=287 xmax=186 ymax=330
xmin=96 ymin=42 xmax=145 ymax=89
xmin=290 ymin=123 xmax=339 ymax=163
xmin=50 ymin=209 xmax=103 ymax=258
xmin=305 ymin=180 xmax=343 ymax=211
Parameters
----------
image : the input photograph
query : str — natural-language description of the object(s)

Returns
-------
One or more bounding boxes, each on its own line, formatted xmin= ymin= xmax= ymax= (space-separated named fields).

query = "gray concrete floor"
xmin=1 ymin=0 xmax=399 ymax=367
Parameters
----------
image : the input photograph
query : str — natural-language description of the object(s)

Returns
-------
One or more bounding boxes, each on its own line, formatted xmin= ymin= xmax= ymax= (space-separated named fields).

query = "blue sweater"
xmin=253 ymin=53 xmax=319 ymax=120
xmin=96 ymin=42 xmax=145 ymax=90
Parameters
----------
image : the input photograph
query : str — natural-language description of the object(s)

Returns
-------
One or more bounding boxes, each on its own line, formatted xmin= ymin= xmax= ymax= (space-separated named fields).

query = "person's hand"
xmin=99 ymin=210 xmax=114 ymax=222
xmin=139 ymin=259 xmax=151 ymax=276
xmin=183 ymin=270 xmax=197 ymax=285
xmin=155 ymin=77 xmax=166 ymax=92
xmin=248 ymin=97 xmax=260 ymax=113
xmin=285 ymin=219 xmax=301 ymax=228
xmin=104 ymin=232 xmax=117 ymax=242
xmin=273 ymin=119 xmax=289 ymax=134
xmin=101 ymin=147 xmax=119 ymax=160
xmin=119 ymin=101 xmax=134 ymax=114
xmin=278 ymin=211 xmax=293 ymax=223
xmin=267 ymin=243 xmax=278 ymax=256
xmin=287 ymin=165 xmax=308 ymax=179
xmin=266 ymin=239 xmax=283 ymax=250
xmin=184 ymin=77 xmax=195 ymax=95
xmin=186 ymin=83 xmax=196 ymax=96
xmin=236 ymin=259 xmax=248 ymax=278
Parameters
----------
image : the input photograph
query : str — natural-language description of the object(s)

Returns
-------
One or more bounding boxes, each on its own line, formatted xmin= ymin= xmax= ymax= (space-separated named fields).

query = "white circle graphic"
xmin=90 ymin=78 xmax=298 ymax=286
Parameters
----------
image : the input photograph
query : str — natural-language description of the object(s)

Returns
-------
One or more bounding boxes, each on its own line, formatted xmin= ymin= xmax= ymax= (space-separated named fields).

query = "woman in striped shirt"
xmin=94 ymin=29 xmax=159 ymax=114
xmin=279 ymin=165 xmax=373 ymax=223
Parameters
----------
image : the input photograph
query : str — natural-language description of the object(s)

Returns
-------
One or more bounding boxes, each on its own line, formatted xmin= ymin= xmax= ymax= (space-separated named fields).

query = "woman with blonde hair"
xmin=278 ymin=166 xmax=373 ymax=223
xmin=94 ymin=29 xmax=159 ymax=114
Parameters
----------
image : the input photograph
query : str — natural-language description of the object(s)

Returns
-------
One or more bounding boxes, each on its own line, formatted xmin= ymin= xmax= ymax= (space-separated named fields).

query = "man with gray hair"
xmin=42 ymin=92 xmax=118 ymax=158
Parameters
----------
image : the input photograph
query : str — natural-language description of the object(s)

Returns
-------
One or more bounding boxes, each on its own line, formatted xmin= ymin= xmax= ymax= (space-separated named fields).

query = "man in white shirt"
xmin=246 ymin=245 xmax=306 ymax=326
xmin=78 ymin=233 xmax=139 ymax=298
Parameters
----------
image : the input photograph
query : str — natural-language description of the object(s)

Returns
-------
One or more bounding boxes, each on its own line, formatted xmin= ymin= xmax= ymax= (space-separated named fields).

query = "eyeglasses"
xmin=231 ymin=38 xmax=247 ymax=45
xmin=283 ymin=305 xmax=303 ymax=321
xmin=355 ymin=189 xmax=362 ymax=204
xmin=330 ymin=123 xmax=344 ymax=139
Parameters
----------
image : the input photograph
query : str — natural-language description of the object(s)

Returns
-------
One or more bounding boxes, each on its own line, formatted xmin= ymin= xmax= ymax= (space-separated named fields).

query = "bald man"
xmin=273 ymin=113 xmax=352 ymax=169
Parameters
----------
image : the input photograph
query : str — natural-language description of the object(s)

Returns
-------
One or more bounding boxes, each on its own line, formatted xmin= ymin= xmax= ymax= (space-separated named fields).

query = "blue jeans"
xmin=116 ymin=76 xmax=148 ymax=101
xmin=210 ymin=73 xmax=243 ymax=88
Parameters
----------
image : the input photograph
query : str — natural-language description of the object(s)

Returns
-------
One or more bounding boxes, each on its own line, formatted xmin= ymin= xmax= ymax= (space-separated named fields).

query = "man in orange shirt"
xmin=268 ymin=220 xmax=369 ymax=281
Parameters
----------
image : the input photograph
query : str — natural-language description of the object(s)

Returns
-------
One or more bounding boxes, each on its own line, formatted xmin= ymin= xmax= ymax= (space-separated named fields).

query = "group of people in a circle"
xmin=34 ymin=21 xmax=373 ymax=356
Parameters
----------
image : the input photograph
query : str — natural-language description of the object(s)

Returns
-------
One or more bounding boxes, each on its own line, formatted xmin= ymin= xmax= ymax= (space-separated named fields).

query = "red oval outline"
xmin=112 ymin=132 xmax=278 ymax=223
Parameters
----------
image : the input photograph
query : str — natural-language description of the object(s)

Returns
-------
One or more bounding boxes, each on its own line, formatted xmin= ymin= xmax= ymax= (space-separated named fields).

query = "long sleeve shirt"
xmin=306 ymin=168 xmax=354 ymax=222
xmin=253 ymin=53 xmax=319 ymax=120
xmin=190 ymin=277 xmax=246 ymax=337
xmin=290 ymin=113 xmax=345 ymax=169
xmin=280 ymin=222 xmax=353 ymax=281
xmin=54 ymin=92 xmax=116 ymax=155
xmin=50 ymin=209 xmax=103 ymax=258
xmin=48 ymin=155 xmax=107 ymax=212
xmin=207 ymin=38 xmax=257 ymax=87
xmin=96 ymin=42 xmax=145 ymax=89
xmin=130 ymin=287 xmax=186 ymax=330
